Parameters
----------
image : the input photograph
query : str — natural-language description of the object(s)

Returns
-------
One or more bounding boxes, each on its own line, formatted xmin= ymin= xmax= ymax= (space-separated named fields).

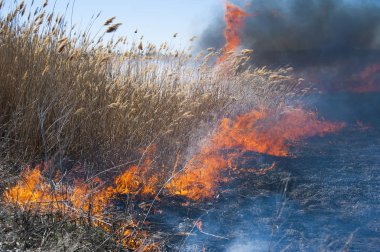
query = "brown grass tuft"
xmin=106 ymin=22 xmax=122 ymax=33
xmin=104 ymin=16 xmax=116 ymax=26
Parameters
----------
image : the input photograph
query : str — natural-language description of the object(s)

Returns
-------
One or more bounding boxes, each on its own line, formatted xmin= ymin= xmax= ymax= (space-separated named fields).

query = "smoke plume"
xmin=201 ymin=1 xmax=380 ymax=84
xmin=201 ymin=0 xmax=380 ymax=64
xmin=244 ymin=0 xmax=380 ymax=65
xmin=199 ymin=0 xmax=380 ymax=123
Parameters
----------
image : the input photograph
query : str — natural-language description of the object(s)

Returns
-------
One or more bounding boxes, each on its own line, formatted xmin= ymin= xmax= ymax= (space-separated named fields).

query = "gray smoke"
xmin=199 ymin=0 xmax=380 ymax=124
xmin=200 ymin=0 xmax=380 ymax=67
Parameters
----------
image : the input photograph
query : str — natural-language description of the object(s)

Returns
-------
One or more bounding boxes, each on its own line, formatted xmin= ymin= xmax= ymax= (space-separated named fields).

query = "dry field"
xmin=0 ymin=1 xmax=306 ymax=250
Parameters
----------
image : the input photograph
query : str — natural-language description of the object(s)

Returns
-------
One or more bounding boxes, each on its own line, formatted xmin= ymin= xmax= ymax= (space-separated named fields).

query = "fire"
xmin=218 ymin=1 xmax=248 ymax=62
xmin=3 ymin=106 xmax=345 ymax=249
xmin=356 ymin=120 xmax=371 ymax=131
xmin=196 ymin=220 xmax=203 ymax=231
xmin=112 ymin=160 xmax=158 ymax=196
xmin=4 ymin=164 xmax=63 ymax=212
xmin=166 ymin=108 xmax=345 ymax=200
xmin=4 ymin=107 xmax=345 ymax=207
xmin=3 ymin=149 xmax=158 ymax=223
xmin=4 ymin=109 xmax=345 ymax=208
xmin=212 ymin=108 xmax=345 ymax=157
xmin=350 ymin=64 xmax=380 ymax=93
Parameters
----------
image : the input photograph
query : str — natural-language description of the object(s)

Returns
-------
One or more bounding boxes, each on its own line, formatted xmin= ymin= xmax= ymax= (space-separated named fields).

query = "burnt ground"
xmin=1 ymin=94 xmax=379 ymax=251
xmin=135 ymin=93 xmax=380 ymax=251
xmin=139 ymin=128 xmax=379 ymax=251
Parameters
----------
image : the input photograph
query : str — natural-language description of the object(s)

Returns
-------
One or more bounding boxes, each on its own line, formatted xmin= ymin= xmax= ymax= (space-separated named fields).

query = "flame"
xmin=218 ymin=2 xmax=248 ymax=62
xmin=350 ymin=64 xmax=380 ymax=93
xmin=212 ymin=108 xmax=345 ymax=156
xmin=3 ymin=150 xmax=158 ymax=223
xmin=4 ymin=109 xmax=344 ymax=206
xmin=3 ymin=161 xmax=71 ymax=213
xmin=5 ymin=166 xmax=55 ymax=211
xmin=196 ymin=220 xmax=203 ymax=231
xmin=112 ymin=161 xmax=158 ymax=196
xmin=356 ymin=120 xmax=371 ymax=131
xmin=3 ymin=107 xmax=345 ymax=249
xmin=167 ymin=108 xmax=345 ymax=200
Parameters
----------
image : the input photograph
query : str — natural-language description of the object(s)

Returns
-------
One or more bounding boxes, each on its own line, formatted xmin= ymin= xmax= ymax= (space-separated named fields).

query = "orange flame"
xmin=166 ymin=108 xmax=345 ymax=200
xmin=350 ymin=64 xmax=380 ymax=93
xmin=3 ymin=109 xmax=345 ymax=227
xmin=219 ymin=2 xmax=248 ymax=62
xmin=4 ymin=151 xmax=158 ymax=225
xmin=4 ymin=165 xmax=62 ymax=211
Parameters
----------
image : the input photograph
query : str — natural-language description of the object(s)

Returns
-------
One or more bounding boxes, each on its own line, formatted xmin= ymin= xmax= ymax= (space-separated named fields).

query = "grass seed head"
xmin=104 ymin=16 xmax=116 ymax=26
xmin=106 ymin=23 xmax=122 ymax=33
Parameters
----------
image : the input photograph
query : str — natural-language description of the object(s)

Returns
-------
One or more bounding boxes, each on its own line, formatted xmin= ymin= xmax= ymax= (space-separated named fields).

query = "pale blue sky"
xmin=29 ymin=0 xmax=225 ymax=48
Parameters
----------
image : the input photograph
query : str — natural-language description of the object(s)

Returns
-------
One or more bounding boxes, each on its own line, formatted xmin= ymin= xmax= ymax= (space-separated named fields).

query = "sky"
xmin=18 ymin=0 xmax=225 ymax=49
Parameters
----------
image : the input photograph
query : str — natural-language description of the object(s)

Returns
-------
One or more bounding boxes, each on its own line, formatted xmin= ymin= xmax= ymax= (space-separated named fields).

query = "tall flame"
xmin=219 ymin=2 xmax=248 ymax=62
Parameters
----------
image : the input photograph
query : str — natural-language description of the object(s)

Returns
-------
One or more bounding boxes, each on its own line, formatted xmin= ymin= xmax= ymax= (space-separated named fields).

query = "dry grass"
xmin=0 ymin=1 xmax=298 ymax=179
xmin=0 ymin=204 xmax=122 ymax=251
xmin=0 ymin=1 xmax=223 ymax=173
xmin=0 ymin=0 xmax=301 ymax=250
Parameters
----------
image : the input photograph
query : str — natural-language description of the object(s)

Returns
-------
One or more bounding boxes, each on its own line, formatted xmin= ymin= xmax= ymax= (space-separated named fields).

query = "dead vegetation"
xmin=0 ymin=0 xmax=302 ymax=250
xmin=0 ymin=205 xmax=121 ymax=251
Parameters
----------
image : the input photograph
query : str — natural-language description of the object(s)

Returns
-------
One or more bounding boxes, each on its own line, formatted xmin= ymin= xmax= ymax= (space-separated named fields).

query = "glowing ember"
xmin=218 ymin=1 xmax=248 ymax=62
xmin=166 ymin=108 xmax=345 ymax=200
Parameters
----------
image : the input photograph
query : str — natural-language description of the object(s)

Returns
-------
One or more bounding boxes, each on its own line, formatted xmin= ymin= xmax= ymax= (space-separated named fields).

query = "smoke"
xmin=227 ymin=240 xmax=268 ymax=252
xmin=200 ymin=0 xmax=380 ymax=66
xmin=199 ymin=0 xmax=380 ymax=124
xmin=186 ymin=3 xmax=380 ymax=249
xmin=179 ymin=127 xmax=380 ymax=251
xmin=241 ymin=0 xmax=380 ymax=66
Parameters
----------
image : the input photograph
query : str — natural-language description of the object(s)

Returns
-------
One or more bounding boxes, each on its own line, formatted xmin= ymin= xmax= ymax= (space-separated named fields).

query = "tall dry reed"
xmin=0 ymin=0 xmax=298 ymax=185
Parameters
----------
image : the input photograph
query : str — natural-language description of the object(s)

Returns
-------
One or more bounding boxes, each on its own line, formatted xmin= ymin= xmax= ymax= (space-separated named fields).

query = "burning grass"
xmin=166 ymin=108 xmax=345 ymax=200
xmin=0 ymin=1 xmax=232 ymax=170
xmin=218 ymin=2 xmax=248 ymax=62
xmin=0 ymin=0 xmax=345 ymax=250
